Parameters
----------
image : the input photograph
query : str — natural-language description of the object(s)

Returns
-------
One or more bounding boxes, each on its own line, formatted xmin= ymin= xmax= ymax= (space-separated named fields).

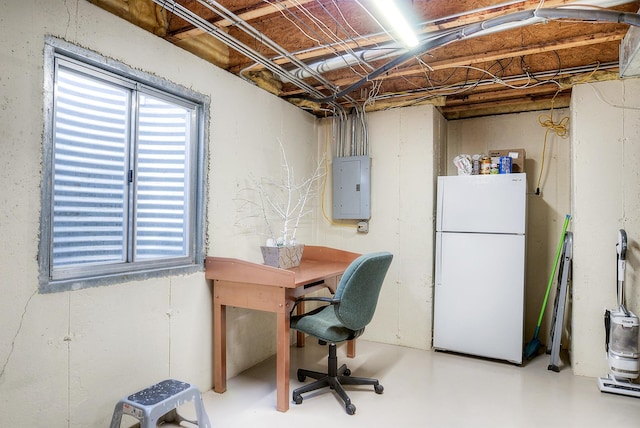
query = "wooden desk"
xmin=205 ymin=246 xmax=360 ymax=412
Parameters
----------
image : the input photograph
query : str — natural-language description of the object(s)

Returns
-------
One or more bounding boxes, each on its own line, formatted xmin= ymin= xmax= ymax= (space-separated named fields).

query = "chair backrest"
xmin=333 ymin=251 xmax=393 ymax=331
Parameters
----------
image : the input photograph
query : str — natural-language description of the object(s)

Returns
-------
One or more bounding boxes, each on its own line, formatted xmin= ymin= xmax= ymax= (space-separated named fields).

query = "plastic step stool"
xmin=110 ymin=379 xmax=211 ymax=428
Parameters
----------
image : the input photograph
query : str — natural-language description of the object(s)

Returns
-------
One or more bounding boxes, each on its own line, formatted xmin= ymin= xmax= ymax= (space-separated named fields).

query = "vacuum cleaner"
xmin=597 ymin=229 xmax=640 ymax=398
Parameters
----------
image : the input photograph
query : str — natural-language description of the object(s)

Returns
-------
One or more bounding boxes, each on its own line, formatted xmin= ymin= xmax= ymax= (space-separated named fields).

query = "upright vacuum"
xmin=597 ymin=229 xmax=640 ymax=398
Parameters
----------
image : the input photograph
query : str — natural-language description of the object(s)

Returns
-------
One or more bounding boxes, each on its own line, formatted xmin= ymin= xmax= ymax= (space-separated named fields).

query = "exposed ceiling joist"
xmin=89 ymin=0 xmax=640 ymax=119
xmin=171 ymin=0 xmax=315 ymax=40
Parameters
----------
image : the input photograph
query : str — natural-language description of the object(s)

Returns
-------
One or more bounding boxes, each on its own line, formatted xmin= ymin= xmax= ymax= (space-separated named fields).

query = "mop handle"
xmin=536 ymin=214 xmax=572 ymax=327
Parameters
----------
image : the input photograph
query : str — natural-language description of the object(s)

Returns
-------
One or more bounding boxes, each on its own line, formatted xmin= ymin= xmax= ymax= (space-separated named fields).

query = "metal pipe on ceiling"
xmin=153 ymin=1 xmax=370 ymax=154
xmin=305 ymin=7 xmax=640 ymax=105
xmin=196 ymin=0 xmax=370 ymax=113
xmin=371 ymin=62 xmax=620 ymax=105
xmin=151 ymin=0 xmax=639 ymax=143
xmin=288 ymin=44 xmax=403 ymax=81
xmin=284 ymin=0 xmax=529 ymax=81
xmin=275 ymin=0 xmax=528 ymax=63
xmin=287 ymin=0 xmax=635 ymax=85
xmin=196 ymin=0 xmax=336 ymax=89
xmin=151 ymin=0 xmax=351 ymax=112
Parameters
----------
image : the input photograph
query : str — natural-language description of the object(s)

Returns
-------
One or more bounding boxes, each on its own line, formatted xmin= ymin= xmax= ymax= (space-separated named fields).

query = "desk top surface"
xmin=205 ymin=246 xmax=360 ymax=288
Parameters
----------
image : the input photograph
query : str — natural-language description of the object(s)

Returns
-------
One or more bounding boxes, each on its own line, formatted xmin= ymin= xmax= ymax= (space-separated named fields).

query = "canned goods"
xmin=480 ymin=156 xmax=491 ymax=175
xmin=472 ymin=155 xmax=480 ymax=175
xmin=490 ymin=156 xmax=499 ymax=174
xmin=499 ymin=156 xmax=512 ymax=174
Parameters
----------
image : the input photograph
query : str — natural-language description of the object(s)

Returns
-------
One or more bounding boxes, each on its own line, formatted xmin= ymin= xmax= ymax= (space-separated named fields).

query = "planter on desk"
xmin=260 ymin=244 xmax=305 ymax=269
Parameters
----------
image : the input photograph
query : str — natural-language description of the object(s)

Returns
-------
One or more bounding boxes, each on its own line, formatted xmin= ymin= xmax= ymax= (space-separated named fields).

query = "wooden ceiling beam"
xmin=215 ymin=0 xmax=315 ymax=27
xmin=279 ymin=31 xmax=623 ymax=98
xmin=445 ymin=93 xmax=572 ymax=111
xmin=232 ymin=0 xmax=601 ymax=70
xmin=357 ymin=79 xmax=563 ymax=110
xmin=350 ymin=67 xmax=616 ymax=110
xmin=95 ymin=0 xmax=635 ymax=120
xmin=445 ymin=85 xmax=566 ymax=105
xmin=395 ymin=31 xmax=625 ymax=76
xmin=360 ymin=68 xmax=619 ymax=118
xmin=171 ymin=0 xmax=315 ymax=40
xmin=440 ymin=95 xmax=572 ymax=120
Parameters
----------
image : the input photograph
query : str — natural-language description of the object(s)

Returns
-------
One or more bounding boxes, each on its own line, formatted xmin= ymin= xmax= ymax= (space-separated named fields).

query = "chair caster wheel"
xmin=343 ymin=368 xmax=351 ymax=376
xmin=297 ymin=373 xmax=306 ymax=382
xmin=346 ymin=403 xmax=356 ymax=415
xmin=293 ymin=394 xmax=303 ymax=405
xmin=374 ymin=384 xmax=384 ymax=394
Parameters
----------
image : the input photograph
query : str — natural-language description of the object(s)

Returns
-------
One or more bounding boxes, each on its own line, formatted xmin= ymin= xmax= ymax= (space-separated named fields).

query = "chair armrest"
xmin=290 ymin=296 xmax=339 ymax=316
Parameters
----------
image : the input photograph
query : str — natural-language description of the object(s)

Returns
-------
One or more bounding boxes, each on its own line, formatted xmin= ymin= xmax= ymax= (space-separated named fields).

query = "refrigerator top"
xmin=436 ymin=173 xmax=527 ymax=234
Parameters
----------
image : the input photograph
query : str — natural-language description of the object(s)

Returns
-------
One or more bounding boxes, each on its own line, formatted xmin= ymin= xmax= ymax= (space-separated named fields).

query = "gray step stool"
xmin=110 ymin=379 xmax=211 ymax=428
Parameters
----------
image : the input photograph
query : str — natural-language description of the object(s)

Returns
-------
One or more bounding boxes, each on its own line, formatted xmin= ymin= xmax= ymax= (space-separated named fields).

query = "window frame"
xmin=39 ymin=36 xmax=209 ymax=293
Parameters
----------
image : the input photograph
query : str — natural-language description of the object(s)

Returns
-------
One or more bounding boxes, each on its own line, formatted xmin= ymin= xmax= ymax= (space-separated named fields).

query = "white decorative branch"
xmin=235 ymin=138 xmax=325 ymax=246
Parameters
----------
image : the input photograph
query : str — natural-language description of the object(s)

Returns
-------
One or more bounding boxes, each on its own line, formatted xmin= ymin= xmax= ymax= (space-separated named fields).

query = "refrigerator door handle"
xmin=435 ymin=232 xmax=443 ymax=286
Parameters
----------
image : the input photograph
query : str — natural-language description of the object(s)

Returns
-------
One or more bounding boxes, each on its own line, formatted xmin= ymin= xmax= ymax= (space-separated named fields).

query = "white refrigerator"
xmin=434 ymin=173 xmax=527 ymax=364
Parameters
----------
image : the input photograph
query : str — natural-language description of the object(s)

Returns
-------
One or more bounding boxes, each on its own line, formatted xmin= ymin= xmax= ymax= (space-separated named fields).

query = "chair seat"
xmin=291 ymin=306 xmax=356 ymax=343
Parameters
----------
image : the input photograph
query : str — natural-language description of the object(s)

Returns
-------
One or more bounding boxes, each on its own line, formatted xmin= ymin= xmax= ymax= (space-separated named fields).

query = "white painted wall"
xmin=571 ymin=79 xmax=640 ymax=376
xmin=315 ymin=105 xmax=444 ymax=350
xmin=0 ymin=1 xmax=318 ymax=426
xmin=4 ymin=2 xmax=640 ymax=426
xmin=447 ymin=110 xmax=572 ymax=348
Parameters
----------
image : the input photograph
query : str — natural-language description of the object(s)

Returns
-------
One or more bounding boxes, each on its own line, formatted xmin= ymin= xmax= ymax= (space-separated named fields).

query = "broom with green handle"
xmin=524 ymin=214 xmax=571 ymax=360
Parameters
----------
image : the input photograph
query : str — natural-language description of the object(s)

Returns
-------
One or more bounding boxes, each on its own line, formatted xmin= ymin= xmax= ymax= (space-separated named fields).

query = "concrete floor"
xmin=123 ymin=339 xmax=640 ymax=427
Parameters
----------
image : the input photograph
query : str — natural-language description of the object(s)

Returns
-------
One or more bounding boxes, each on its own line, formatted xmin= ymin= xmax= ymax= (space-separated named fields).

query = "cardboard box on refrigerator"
xmin=489 ymin=149 xmax=525 ymax=173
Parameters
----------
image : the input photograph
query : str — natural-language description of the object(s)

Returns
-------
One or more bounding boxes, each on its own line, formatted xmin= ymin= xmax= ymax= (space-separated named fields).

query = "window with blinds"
xmin=40 ymin=39 xmax=207 ymax=292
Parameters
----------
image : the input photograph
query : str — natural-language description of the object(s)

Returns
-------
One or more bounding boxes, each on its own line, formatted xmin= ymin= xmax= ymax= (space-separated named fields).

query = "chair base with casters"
xmin=290 ymin=251 xmax=393 ymax=415
xmin=292 ymin=342 xmax=384 ymax=415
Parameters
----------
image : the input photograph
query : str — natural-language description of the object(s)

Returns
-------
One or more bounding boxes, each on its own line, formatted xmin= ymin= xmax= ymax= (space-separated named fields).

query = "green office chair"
xmin=290 ymin=251 xmax=393 ymax=415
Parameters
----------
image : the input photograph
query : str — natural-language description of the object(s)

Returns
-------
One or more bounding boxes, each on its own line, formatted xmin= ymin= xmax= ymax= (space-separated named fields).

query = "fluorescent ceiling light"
xmin=373 ymin=0 xmax=419 ymax=48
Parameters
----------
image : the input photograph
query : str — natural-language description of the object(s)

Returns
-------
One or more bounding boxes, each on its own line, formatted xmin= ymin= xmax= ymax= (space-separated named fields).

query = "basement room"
xmin=2 ymin=0 xmax=640 ymax=426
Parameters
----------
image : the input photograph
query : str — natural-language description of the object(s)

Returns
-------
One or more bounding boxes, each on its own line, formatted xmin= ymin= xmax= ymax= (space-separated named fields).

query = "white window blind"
xmin=40 ymin=39 xmax=207 ymax=292
xmin=134 ymin=94 xmax=190 ymax=260
xmin=53 ymin=66 xmax=129 ymax=267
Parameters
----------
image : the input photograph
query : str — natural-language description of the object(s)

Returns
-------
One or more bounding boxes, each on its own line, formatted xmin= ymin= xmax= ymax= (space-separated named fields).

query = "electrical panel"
xmin=332 ymin=155 xmax=371 ymax=220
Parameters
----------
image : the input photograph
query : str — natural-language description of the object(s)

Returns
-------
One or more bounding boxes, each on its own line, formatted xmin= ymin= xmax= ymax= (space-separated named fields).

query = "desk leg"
xmin=276 ymin=309 xmax=290 ymax=412
xmin=214 ymin=299 xmax=226 ymax=394
xmin=347 ymin=339 xmax=355 ymax=358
